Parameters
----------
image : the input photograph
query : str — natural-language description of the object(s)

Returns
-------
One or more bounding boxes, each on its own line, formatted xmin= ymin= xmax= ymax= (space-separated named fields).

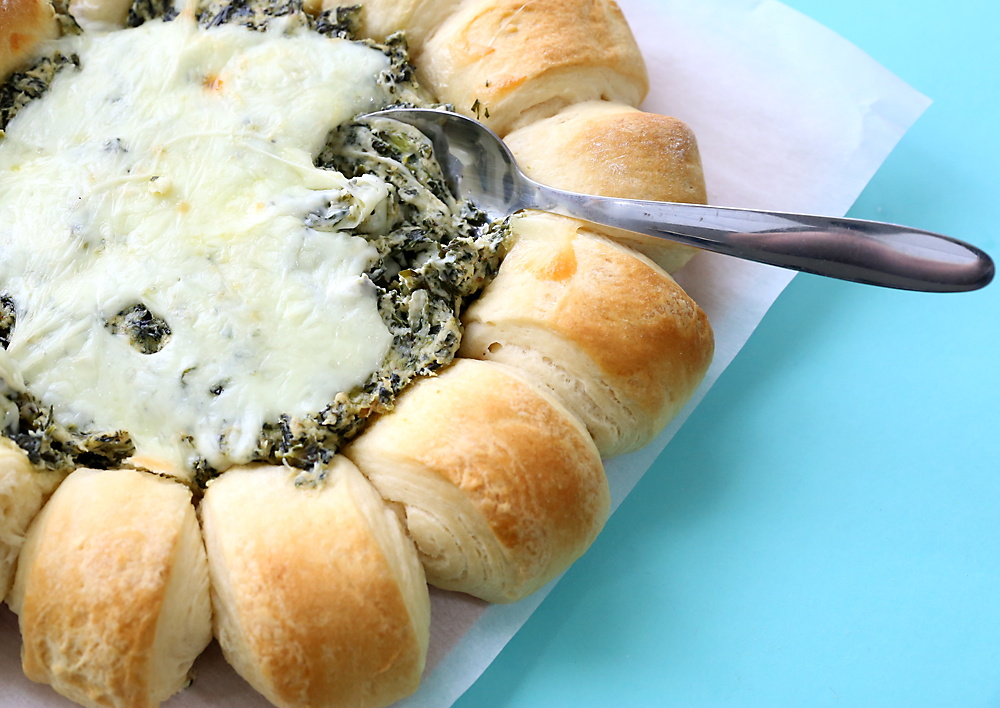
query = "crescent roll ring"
xmin=460 ymin=212 xmax=715 ymax=458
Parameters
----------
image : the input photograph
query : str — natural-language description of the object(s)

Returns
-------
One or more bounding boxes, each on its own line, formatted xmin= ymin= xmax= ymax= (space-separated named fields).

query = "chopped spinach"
xmin=105 ymin=303 xmax=172 ymax=355
xmin=127 ymin=0 xmax=180 ymax=26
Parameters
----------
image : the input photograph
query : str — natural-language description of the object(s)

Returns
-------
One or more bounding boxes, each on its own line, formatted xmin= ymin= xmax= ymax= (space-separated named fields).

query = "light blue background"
xmin=453 ymin=1 xmax=1000 ymax=706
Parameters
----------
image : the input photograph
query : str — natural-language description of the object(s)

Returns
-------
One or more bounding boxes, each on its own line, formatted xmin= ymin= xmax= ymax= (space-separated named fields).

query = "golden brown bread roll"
xmin=0 ymin=439 xmax=62 ymax=603
xmin=67 ymin=0 xmax=134 ymax=30
xmin=200 ymin=458 xmax=430 ymax=708
xmin=343 ymin=358 xmax=610 ymax=604
xmin=416 ymin=0 xmax=647 ymax=136
xmin=0 ymin=0 xmax=59 ymax=82
xmin=7 ymin=467 xmax=212 ymax=708
xmin=459 ymin=212 xmax=714 ymax=459
xmin=504 ymin=100 xmax=708 ymax=272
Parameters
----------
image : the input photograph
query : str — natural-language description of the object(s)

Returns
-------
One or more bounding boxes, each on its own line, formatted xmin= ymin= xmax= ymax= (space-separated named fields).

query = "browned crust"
xmin=201 ymin=461 xmax=428 ymax=708
xmin=0 ymin=0 xmax=58 ymax=81
xmin=417 ymin=0 xmax=647 ymax=135
xmin=402 ymin=362 xmax=605 ymax=557
xmin=345 ymin=359 xmax=610 ymax=602
xmin=13 ymin=468 xmax=200 ymax=708
xmin=460 ymin=213 xmax=714 ymax=457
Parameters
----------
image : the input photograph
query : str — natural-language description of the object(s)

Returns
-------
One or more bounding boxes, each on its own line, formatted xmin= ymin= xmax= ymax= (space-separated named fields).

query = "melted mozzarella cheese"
xmin=0 ymin=18 xmax=396 ymax=474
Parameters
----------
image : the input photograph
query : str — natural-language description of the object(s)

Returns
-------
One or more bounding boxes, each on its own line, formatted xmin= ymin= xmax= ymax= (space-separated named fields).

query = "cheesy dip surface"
xmin=0 ymin=6 xmax=505 ymax=481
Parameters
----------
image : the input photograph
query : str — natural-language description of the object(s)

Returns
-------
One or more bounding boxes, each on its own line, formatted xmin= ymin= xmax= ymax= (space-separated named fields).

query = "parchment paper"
xmin=0 ymin=0 xmax=931 ymax=706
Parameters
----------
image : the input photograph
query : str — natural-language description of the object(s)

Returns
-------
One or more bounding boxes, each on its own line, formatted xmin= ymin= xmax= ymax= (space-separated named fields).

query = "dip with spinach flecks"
xmin=0 ymin=0 xmax=509 ymax=485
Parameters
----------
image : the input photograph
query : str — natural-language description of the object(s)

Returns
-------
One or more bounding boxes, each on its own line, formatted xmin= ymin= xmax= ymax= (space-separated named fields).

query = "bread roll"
xmin=0 ymin=0 xmax=59 ymax=82
xmin=416 ymin=0 xmax=647 ymax=136
xmin=8 ymin=467 xmax=211 ymax=708
xmin=201 ymin=459 xmax=429 ymax=708
xmin=504 ymin=100 xmax=707 ymax=272
xmin=0 ymin=439 xmax=62 ymax=603
xmin=343 ymin=358 xmax=610 ymax=604
xmin=459 ymin=212 xmax=714 ymax=458
xmin=306 ymin=0 xmax=465 ymax=52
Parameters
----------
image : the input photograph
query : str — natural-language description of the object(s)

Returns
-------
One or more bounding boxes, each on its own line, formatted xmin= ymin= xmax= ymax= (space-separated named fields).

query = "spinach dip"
xmin=0 ymin=0 xmax=507 ymax=485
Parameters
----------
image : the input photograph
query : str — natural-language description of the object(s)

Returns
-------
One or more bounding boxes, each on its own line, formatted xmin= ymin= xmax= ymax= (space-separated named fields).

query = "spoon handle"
xmin=528 ymin=182 xmax=994 ymax=292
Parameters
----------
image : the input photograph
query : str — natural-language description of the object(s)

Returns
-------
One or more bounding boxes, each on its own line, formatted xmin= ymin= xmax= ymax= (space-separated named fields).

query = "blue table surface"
xmin=453 ymin=1 xmax=1000 ymax=706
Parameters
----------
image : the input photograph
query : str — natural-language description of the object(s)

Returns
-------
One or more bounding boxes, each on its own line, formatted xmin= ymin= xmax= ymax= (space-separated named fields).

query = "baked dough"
xmin=416 ymin=0 xmax=648 ymax=136
xmin=305 ymin=0 xmax=465 ymax=52
xmin=344 ymin=358 xmax=610 ymax=603
xmin=8 ymin=467 xmax=211 ymax=708
xmin=0 ymin=0 xmax=58 ymax=82
xmin=0 ymin=438 xmax=61 ymax=603
xmin=459 ymin=212 xmax=714 ymax=458
xmin=201 ymin=459 xmax=430 ymax=708
xmin=504 ymin=100 xmax=708 ymax=272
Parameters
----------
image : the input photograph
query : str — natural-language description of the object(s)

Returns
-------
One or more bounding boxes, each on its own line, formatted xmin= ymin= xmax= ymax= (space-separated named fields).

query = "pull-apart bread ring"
xmin=504 ymin=100 xmax=708 ymax=273
xmin=344 ymin=358 xmax=610 ymax=604
xmin=416 ymin=0 xmax=649 ymax=136
xmin=200 ymin=458 xmax=430 ymax=708
xmin=0 ymin=0 xmax=716 ymax=705
xmin=460 ymin=212 xmax=715 ymax=459
xmin=7 ymin=468 xmax=212 ymax=708
xmin=0 ymin=0 xmax=57 ymax=79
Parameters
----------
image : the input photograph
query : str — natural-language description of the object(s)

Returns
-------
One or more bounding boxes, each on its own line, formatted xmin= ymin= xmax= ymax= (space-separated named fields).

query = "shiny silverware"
xmin=366 ymin=107 xmax=994 ymax=293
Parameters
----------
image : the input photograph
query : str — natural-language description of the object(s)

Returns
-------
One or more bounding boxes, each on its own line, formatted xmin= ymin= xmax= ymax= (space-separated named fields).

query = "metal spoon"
xmin=365 ymin=107 xmax=994 ymax=293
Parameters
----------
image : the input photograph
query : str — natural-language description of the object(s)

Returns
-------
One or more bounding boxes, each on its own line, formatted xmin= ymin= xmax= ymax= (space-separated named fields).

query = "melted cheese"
xmin=0 ymin=18 xmax=397 ymax=474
